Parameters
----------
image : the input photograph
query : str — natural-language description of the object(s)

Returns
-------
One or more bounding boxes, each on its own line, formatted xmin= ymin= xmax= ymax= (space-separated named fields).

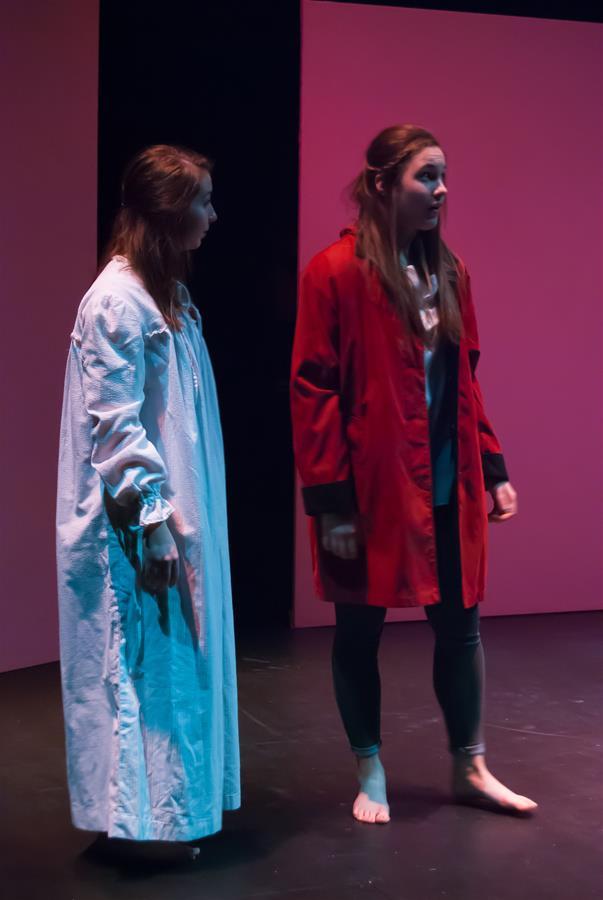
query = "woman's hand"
xmin=320 ymin=513 xmax=361 ymax=559
xmin=141 ymin=520 xmax=179 ymax=592
xmin=488 ymin=482 xmax=518 ymax=523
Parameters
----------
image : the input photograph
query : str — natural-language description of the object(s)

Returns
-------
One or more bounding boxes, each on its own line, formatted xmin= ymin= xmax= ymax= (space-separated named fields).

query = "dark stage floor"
xmin=1 ymin=612 xmax=601 ymax=900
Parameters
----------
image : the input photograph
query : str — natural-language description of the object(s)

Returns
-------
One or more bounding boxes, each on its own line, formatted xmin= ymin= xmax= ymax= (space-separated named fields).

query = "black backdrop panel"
xmin=99 ymin=0 xmax=300 ymax=627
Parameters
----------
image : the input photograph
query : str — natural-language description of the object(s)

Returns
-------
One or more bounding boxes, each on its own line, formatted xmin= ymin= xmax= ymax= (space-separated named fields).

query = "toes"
xmin=353 ymin=804 xmax=373 ymax=823
xmin=353 ymin=794 xmax=365 ymax=819
xmin=353 ymin=792 xmax=391 ymax=825
xmin=499 ymin=791 xmax=537 ymax=813
xmin=353 ymin=803 xmax=368 ymax=822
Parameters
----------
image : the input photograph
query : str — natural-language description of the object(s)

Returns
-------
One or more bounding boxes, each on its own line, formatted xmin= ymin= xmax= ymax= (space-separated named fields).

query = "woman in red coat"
xmin=291 ymin=125 xmax=537 ymax=823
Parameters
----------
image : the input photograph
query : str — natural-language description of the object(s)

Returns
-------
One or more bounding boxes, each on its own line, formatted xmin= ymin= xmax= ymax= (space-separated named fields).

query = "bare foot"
xmin=353 ymin=754 xmax=390 ymax=824
xmin=453 ymin=755 xmax=537 ymax=815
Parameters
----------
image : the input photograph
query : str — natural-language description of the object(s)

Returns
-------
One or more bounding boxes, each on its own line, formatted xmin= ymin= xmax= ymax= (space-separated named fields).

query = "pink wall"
xmin=295 ymin=1 xmax=603 ymax=627
xmin=0 ymin=1 xmax=99 ymax=671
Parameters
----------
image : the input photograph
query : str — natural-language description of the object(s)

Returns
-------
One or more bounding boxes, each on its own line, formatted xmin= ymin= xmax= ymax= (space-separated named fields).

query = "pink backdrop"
xmin=0 ymin=1 xmax=99 ymax=671
xmin=294 ymin=1 xmax=603 ymax=627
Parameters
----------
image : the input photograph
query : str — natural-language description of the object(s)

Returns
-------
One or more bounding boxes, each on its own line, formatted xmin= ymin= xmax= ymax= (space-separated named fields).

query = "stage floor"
xmin=1 ymin=611 xmax=601 ymax=900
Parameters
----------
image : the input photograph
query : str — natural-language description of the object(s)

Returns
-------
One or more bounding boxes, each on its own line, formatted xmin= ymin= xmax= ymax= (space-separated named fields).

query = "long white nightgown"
xmin=56 ymin=256 xmax=240 ymax=841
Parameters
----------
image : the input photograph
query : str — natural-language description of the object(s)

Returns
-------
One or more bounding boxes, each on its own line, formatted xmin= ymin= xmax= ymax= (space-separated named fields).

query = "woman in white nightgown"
xmin=56 ymin=145 xmax=240 ymax=846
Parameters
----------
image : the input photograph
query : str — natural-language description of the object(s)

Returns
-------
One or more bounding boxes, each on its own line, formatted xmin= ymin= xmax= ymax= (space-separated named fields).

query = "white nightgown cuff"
xmin=138 ymin=493 xmax=175 ymax=528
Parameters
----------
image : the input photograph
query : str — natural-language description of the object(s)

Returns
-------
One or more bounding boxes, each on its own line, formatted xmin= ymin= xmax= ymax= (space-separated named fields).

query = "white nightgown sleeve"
xmin=75 ymin=290 xmax=174 ymax=528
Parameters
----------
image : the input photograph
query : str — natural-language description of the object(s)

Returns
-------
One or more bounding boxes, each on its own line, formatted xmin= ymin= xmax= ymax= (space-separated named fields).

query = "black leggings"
xmin=331 ymin=502 xmax=486 ymax=758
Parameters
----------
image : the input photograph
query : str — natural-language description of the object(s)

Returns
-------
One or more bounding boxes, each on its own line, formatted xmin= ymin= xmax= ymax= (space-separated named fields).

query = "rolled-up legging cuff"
xmin=450 ymin=742 xmax=486 ymax=757
xmin=351 ymin=741 xmax=382 ymax=758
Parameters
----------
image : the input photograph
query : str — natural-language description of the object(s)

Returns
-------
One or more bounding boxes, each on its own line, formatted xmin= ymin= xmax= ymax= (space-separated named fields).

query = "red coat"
xmin=290 ymin=230 xmax=508 ymax=609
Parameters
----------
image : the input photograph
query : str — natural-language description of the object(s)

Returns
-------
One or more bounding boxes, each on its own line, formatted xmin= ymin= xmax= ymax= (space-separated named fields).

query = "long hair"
xmin=350 ymin=125 xmax=462 ymax=343
xmin=102 ymin=144 xmax=211 ymax=330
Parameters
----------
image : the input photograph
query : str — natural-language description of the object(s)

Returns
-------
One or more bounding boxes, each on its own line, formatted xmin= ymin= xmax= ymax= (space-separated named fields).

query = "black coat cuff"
xmin=302 ymin=479 xmax=357 ymax=516
xmin=482 ymin=453 xmax=509 ymax=490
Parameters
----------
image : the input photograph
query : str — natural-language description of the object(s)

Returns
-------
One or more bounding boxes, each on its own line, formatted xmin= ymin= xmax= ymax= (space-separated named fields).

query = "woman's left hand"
xmin=488 ymin=481 xmax=518 ymax=523
xmin=141 ymin=520 xmax=180 ymax=592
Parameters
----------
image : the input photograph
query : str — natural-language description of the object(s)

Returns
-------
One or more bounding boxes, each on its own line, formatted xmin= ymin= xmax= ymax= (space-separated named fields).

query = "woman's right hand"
xmin=141 ymin=520 xmax=179 ymax=592
xmin=320 ymin=513 xmax=361 ymax=560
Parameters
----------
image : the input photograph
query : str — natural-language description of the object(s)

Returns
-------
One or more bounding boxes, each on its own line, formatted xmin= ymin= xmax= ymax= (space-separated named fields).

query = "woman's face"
xmin=394 ymin=146 xmax=447 ymax=234
xmin=181 ymin=170 xmax=217 ymax=250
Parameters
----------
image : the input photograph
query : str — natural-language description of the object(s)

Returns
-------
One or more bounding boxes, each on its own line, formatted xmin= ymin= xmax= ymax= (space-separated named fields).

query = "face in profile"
xmin=394 ymin=146 xmax=447 ymax=234
xmin=182 ymin=170 xmax=217 ymax=250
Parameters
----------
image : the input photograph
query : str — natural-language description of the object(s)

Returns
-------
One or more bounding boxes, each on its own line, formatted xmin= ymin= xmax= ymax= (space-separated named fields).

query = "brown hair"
xmin=350 ymin=124 xmax=462 ymax=343
xmin=102 ymin=144 xmax=211 ymax=329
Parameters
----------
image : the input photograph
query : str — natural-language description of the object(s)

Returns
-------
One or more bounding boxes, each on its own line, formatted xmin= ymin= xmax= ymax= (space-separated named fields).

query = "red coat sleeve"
xmin=460 ymin=264 xmax=510 ymax=489
xmin=290 ymin=254 xmax=357 ymax=516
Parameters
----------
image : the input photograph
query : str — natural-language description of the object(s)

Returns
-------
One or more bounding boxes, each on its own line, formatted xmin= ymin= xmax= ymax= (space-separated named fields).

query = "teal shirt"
xmin=424 ymin=347 xmax=455 ymax=507
xmin=401 ymin=257 xmax=455 ymax=506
